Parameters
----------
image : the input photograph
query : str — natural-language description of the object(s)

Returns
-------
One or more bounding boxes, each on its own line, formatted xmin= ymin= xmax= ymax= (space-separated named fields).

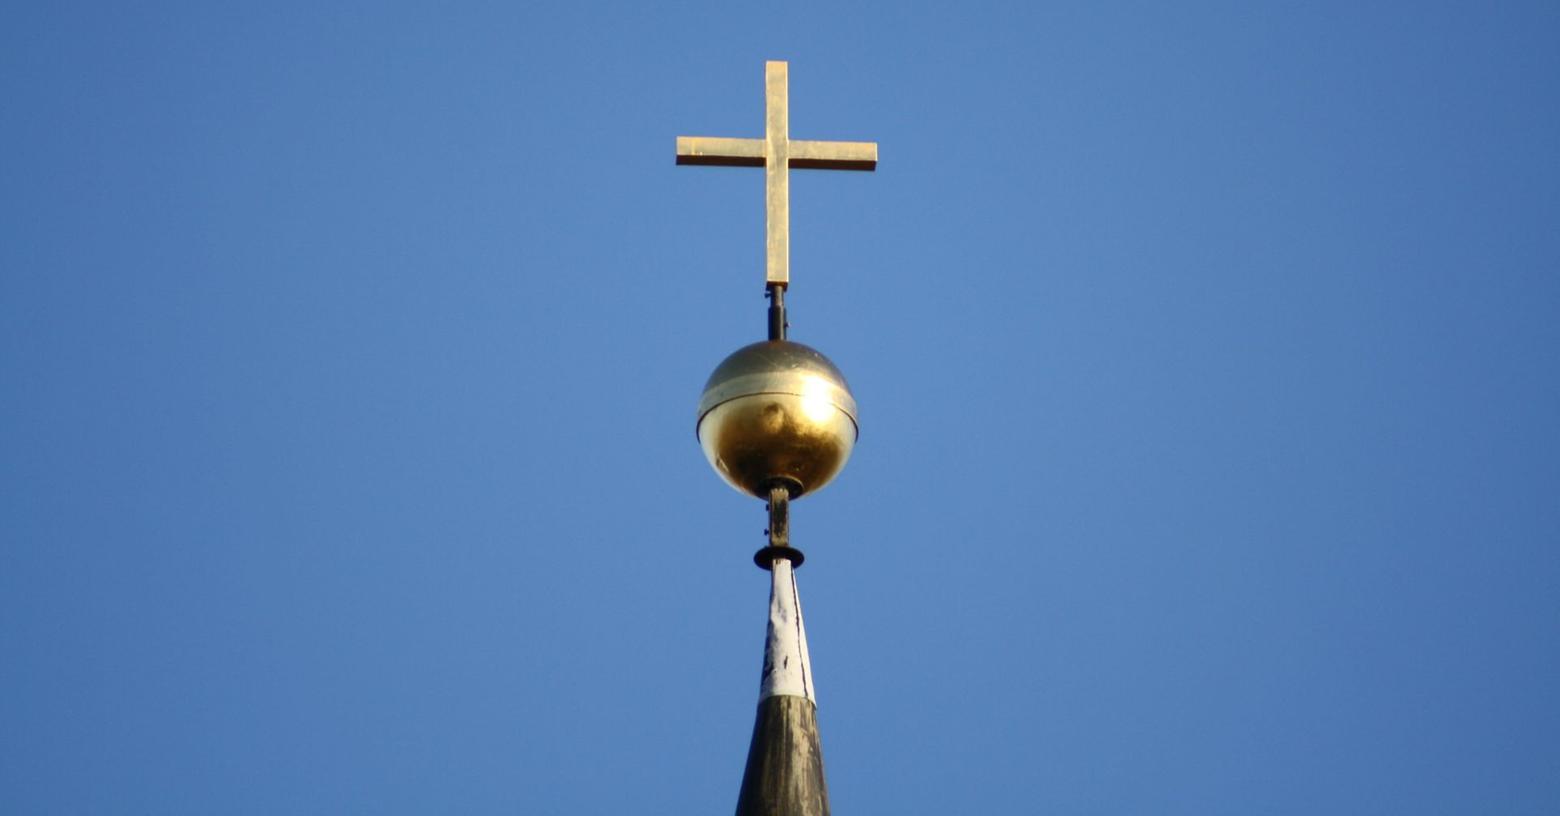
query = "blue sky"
xmin=3 ymin=2 xmax=1558 ymax=812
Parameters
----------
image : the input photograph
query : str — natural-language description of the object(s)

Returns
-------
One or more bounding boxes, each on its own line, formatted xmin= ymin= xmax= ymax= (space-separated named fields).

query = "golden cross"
xmin=677 ymin=61 xmax=878 ymax=288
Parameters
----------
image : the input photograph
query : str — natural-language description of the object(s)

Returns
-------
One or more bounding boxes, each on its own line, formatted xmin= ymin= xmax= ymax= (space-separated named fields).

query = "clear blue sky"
xmin=3 ymin=2 xmax=1558 ymax=812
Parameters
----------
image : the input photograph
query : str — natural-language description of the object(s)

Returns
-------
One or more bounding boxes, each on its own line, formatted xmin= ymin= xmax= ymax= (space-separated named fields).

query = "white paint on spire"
xmin=759 ymin=557 xmax=815 ymax=703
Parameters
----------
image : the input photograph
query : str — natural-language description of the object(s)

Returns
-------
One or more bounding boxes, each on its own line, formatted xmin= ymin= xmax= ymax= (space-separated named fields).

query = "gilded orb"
xmin=697 ymin=340 xmax=859 ymax=499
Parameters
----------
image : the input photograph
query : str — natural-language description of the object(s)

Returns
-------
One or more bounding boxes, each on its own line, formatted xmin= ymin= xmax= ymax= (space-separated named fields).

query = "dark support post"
xmin=755 ymin=482 xmax=804 ymax=569
xmin=768 ymin=484 xmax=789 ymax=548
xmin=767 ymin=284 xmax=787 ymax=341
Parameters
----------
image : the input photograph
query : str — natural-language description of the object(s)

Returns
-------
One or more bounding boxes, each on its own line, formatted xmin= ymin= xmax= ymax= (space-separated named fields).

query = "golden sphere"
xmin=697 ymin=341 xmax=859 ymax=499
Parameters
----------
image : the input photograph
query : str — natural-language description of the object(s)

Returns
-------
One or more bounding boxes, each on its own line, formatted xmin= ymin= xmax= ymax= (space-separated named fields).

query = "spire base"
xmin=735 ymin=694 xmax=831 ymax=816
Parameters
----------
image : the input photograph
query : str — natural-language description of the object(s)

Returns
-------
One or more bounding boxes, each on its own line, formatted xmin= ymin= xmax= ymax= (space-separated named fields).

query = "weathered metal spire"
xmin=734 ymin=553 xmax=829 ymax=816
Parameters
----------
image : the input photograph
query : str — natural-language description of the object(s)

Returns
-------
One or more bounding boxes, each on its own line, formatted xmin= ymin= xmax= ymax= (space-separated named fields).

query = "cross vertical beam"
xmin=677 ymin=60 xmax=877 ymax=290
xmin=765 ymin=62 xmax=790 ymax=289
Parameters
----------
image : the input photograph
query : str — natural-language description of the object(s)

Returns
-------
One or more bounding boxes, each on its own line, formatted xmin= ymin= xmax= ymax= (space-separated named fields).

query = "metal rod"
xmin=767 ymin=284 xmax=787 ymax=341
xmin=755 ymin=481 xmax=803 ymax=569
xmin=767 ymin=483 xmax=789 ymax=549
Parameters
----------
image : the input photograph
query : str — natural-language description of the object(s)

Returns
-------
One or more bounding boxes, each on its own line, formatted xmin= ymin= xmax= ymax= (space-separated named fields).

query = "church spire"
xmin=735 ymin=555 xmax=828 ymax=816
xmin=679 ymin=60 xmax=877 ymax=816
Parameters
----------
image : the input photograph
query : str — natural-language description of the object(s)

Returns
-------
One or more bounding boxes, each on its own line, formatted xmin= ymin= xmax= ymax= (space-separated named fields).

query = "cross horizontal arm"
xmin=677 ymin=136 xmax=765 ymax=167
xmin=788 ymin=139 xmax=877 ymax=171
xmin=676 ymin=136 xmax=878 ymax=171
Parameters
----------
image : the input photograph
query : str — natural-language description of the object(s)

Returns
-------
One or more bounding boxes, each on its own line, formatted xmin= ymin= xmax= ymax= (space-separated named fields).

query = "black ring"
xmin=754 ymin=545 xmax=805 ymax=570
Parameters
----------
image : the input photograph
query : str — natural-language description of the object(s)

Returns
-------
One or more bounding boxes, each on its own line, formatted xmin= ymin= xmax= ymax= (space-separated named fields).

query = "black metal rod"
xmin=767 ymin=483 xmax=789 ymax=549
xmin=766 ymin=284 xmax=786 ymax=341
xmin=755 ymin=482 xmax=804 ymax=569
